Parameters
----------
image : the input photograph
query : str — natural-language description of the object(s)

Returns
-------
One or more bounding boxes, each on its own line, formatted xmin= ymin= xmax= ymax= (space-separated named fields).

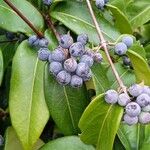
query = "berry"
xmin=6 ymin=32 xmax=15 ymax=40
xmin=94 ymin=53 xmax=103 ymax=63
xmin=114 ymin=42 xmax=128 ymax=56
xmin=118 ymin=93 xmax=130 ymax=106
xmin=77 ymin=33 xmax=88 ymax=45
xmin=56 ymin=70 xmax=71 ymax=85
xmin=83 ymin=70 xmax=92 ymax=81
xmin=104 ymin=0 xmax=109 ymax=3
xmin=80 ymin=55 xmax=94 ymax=67
xmin=142 ymin=86 xmax=150 ymax=96
xmin=51 ymin=47 xmax=66 ymax=62
xmin=105 ymin=89 xmax=118 ymax=104
xmin=28 ymin=35 xmax=38 ymax=46
xmin=142 ymin=105 xmax=150 ymax=112
xmin=128 ymin=84 xmax=143 ymax=97
xmin=85 ymin=49 xmax=95 ymax=58
xmin=123 ymin=114 xmax=138 ymax=125
xmin=70 ymin=75 xmax=83 ymax=88
xmin=122 ymin=56 xmax=131 ymax=66
xmin=122 ymin=36 xmax=133 ymax=48
xmin=39 ymin=38 xmax=49 ymax=47
xmin=136 ymin=93 xmax=150 ymax=107
xmin=139 ymin=112 xmax=150 ymax=124
xmin=0 ymin=135 xmax=4 ymax=146
xmin=125 ymin=102 xmax=141 ymax=117
xmin=64 ymin=58 xmax=77 ymax=72
xmin=59 ymin=34 xmax=73 ymax=49
xmin=49 ymin=62 xmax=63 ymax=75
xmin=48 ymin=53 xmax=52 ymax=63
xmin=38 ymin=48 xmax=51 ymax=61
xmin=96 ymin=0 xmax=105 ymax=10
xmin=43 ymin=0 xmax=52 ymax=5
xmin=76 ymin=62 xmax=90 ymax=77
xmin=69 ymin=42 xmax=85 ymax=57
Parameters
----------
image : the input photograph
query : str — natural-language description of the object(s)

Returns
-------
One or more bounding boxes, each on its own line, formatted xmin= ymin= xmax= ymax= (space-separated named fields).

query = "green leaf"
xmin=0 ymin=0 xmax=44 ymax=34
xmin=0 ymin=49 xmax=3 ymax=85
xmin=44 ymin=64 xmax=89 ymax=135
xmin=9 ymin=41 xmax=49 ymax=150
xmin=127 ymin=50 xmax=150 ymax=85
xmin=51 ymin=1 xmax=120 ymax=44
xmin=40 ymin=136 xmax=95 ymax=150
xmin=4 ymin=127 xmax=44 ymax=150
xmin=79 ymin=94 xmax=123 ymax=150
xmin=107 ymin=5 xmax=132 ymax=34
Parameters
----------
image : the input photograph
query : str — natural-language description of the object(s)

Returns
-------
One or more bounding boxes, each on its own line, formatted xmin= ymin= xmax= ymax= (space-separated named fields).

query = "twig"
xmin=3 ymin=0 xmax=44 ymax=38
xmin=86 ymin=0 xmax=127 ymax=93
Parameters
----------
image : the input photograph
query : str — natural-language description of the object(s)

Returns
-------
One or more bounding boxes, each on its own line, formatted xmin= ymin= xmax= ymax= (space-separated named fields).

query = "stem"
xmin=3 ymin=0 xmax=44 ymax=38
xmin=86 ymin=0 xmax=127 ymax=93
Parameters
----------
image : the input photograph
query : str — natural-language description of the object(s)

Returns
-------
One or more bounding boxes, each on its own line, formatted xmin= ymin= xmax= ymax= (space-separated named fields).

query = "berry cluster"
xmin=96 ymin=0 xmax=109 ymax=10
xmin=28 ymin=33 xmax=103 ymax=88
xmin=105 ymin=84 xmax=150 ymax=125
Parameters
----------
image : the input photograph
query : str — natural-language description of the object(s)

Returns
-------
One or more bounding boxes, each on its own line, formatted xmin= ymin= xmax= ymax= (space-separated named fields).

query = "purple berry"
xmin=123 ymin=114 xmax=138 ymax=125
xmin=64 ymin=58 xmax=77 ymax=72
xmin=0 ymin=135 xmax=4 ymax=146
xmin=80 ymin=55 xmax=94 ymax=67
xmin=28 ymin=35 xmax=38 ymax=46
xmin=49 ymin=62 xmax=63 ymax=75
xmin=56 ymin=70 xmax=71 ymax=85
xmin=96 ymin=0 xmax=105 ymax=10
xmin=70 ymin=75 xmax=83 ymax=88
xmin=122 ymin=36 xmax=133 ymax=48
xmin=82 ymin=70 xmax=92 ymax=82
xmin=69 ymin=42 xmax=85 ymax=57
xmin=142 ymin=105 xmax=150 ymax=112
xmin=85 ymin=49 xmax=95 ymax=58
xmin=59 ymin=34 xmax=73 ymax=49
xmin=105 ymin=89 xmax=118 ymax=104
xmin=114 ymin=42 xmax=128 ymax=56
xmin=128 ymin=84 xmax=143 ymax=97
xmin=139 ymin=112 xmax=150 ymax=124
xmin=38 ymin=48 xmax=51 ymax=61
xmin=125 ymin=102 xmax=141 ymax=117
xmin=77 ymin=33 xmax=88 ymax=45
xmin=43 ymin=0 xmax=52 ymax=5
xmin=122 ymin=56 xmax=131 ymax=66
xmin=142 ymin=86 xmax=150 ymax=96
xmin=118 ymin=93 xmax=130 ymax=106
xmin=136 ymin=93 xmax=150 ymax=107
xmin=94 ymin=53 xmax=103 ymax=63
xmin=39 ymin=38 xmax=49 ymax=47
xmin=6 ymin=32 xmax=15 ymax=40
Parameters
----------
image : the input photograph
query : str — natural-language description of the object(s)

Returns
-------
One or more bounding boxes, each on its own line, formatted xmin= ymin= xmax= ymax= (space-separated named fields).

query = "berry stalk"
xmin=86 ymin=0 xmax=127 ymax=93
xmin=3 ymin=0 xmax=44 ymax=38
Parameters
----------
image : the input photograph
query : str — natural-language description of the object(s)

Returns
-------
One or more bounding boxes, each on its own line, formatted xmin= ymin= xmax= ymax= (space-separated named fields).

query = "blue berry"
xmin=136 ymin=93 xmax=150 ymax=107
xmin=43 ymin=0 xmax=52 ymax=5
xmin=80 ymin=55 xmax=94 ymax=67
xmin=128 ymin=84 xmax=143 ymax=97
xmin=59 ymin=34 xmax=73 ymax=49
xmin=94 ymin=53 xmax=103 ymax=63
xmin=122 ymin=56 xmax=131 ymax=66
xmin=104 ymin=0 xmax=109 ymax=3
xmin=96 ymin=0 xmax=105 ymax=10
xmin=105 ymin=89 xmax=118 ymax=104
xmin=123 ymin=114 xmax=138 ymax=125
xmin=6 ymin=32 xmax=15 ymax=40
xmin=114 ymin=42 xmax=128 ymax=56
xmin=49 ymin=62 xmax=62 ymax=75
xmin=85 ymin=49 xmax=95 ymax=58
xmin=82 ymin=70 xmax=92 ymax=81
xmin=142 ymin=105 xmax=150 ymax=112
xmin=118 ymin=93 xmax=130 ymax=106
xmin=38 ymin=48 xmax=51 ymax=61
xmin=0 ymin=135 xmax=4 ymax=146
xmin=77 ymin=33 xmax=88 ymax=45
xmin=70 ymin=75 xmax=83 ymax=88
xmin=39 ymin=38 xmax=49 ymax=47
xmin=56 ymin=70 xmax=71 ymax=85
xmin=139 ymin=112 xmax=150 ymax=124
xmin=69 ymin=42 xmax=85 ymax=57
xmin=64 ymin=58 xmax=77 ymax=72
xmin=28 ymin=35 xmax=38 ymax=46
xmin=76 ymin=62 xmax=90 ymax=77
xmin=122 ymin=36 xmax=133 ymax=48
xmin=142 ymin=86 xmax=150 ymax=96
xmin=125 ymin=102 xmax=141 ymax=117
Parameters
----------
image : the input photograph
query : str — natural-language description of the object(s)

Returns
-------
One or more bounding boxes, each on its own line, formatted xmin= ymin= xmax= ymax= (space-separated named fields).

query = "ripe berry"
xmin=94 ymin=53 xmax=103 ymax=63
xmin=43 ymin=0 xmax=52 ymax=5
xmin=28 ymin=35 xmax=38 ymax=46
xmin=118 ymin=93 xmax=130 ymax=106
xmin=104 ymin=0 xmax=109 ymax=3
xmin=49 ymin=62 xmax=63 ymax=75
xmin=139 ymin=112 xmax=150 ymax=124
xmin=0 ymin=135 xmax=4 ymax=146
xmin=114 ymin=42 xmax=128 ymax=56
xmin=128 ymin=84 xmax=143 ymax=97
xmin=105 ymin=89 xmax=118 ymax=104
xmin=38 ymin=48 xmax=51 ymax=61
xmin=80 ymin=55 xmax=94 ymax=67
xmin=56 ymin=70 xmax=71 ymax=85
xmin=69 ymin=42 xmax=85 ymax=57
xmin=82 ymin=70 xmax=92 ymax=81
xmin=76 ymin=62 xmax=90 ymax=77
xmin=142 ymin=86 xmax=150 ymax=96
xmin=96 ymin=0 xmax=105 ymax=10
xmin=59 ymin=34 xmax=73 ymax=49
xmin=122 ymin=36 xmax=133 ymax=48
xmin=136 ymin=93 xmax=150 ymax=107
xmin=142 ymin=105 xmax=150 ymax=112
xmin=123 ymin=114 xmax=138 ymax=125
xmin=125 ymin=102 xmax=141 ymax=117
xmin=39 ymin=38 xmax=49 ymax=47
xmin=64 ymin=58 xmax=78 ymax=72
xmin=70 ymin=75 xmax=83 ymax=88
xmin=122 ymin=56 xmax=131 ymax=66
xmin=85 ymin=49 xmax=95 ymax=58
xmin=77 ymin=33 xmax=88 ymax=45
xmin=6 ymin=32 xmax=15 ymax=40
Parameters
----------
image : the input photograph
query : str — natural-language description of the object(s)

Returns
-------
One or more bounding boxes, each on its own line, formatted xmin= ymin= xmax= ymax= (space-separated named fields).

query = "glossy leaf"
xmin=9 ymin=41 xmax=49 ymax=150
xmin=40 ymin=136 xmax=95 ymax=150
xmin=0 ymin=49 xmax=3 ymax=85
xmin=4 ymin=127 xmax=44 ymax=150
xmin=44 ymin=64 xmax=89 ymax=135
xmin=0 ymin=0 xmax=44 ymax=34
xmin=79 ymin=94 xmax=123 ymax=150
